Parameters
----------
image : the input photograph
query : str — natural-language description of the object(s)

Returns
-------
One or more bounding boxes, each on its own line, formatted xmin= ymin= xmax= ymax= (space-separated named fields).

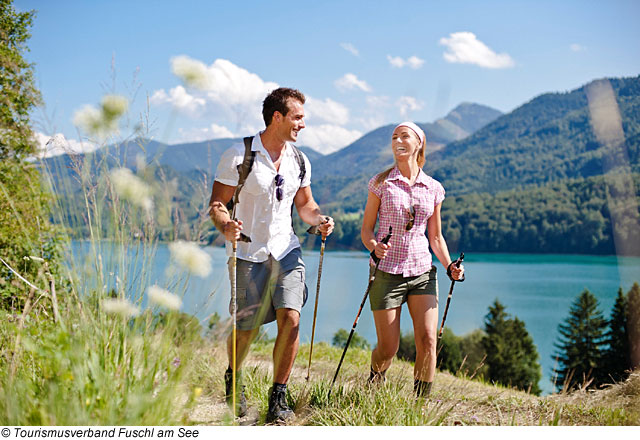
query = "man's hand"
xmin=317 ymin=216 xmax=334 ymax=237
xmin=223 ymin=219 xmax=244 ymax=242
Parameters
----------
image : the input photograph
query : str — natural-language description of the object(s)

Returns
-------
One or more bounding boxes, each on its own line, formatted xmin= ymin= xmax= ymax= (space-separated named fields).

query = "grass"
xmin=187 ymin=339 xmax=640 ymax=426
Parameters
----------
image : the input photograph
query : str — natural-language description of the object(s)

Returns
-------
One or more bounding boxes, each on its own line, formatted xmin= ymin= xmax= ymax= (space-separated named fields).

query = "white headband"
xmin=395 ymin=121 xmax=425 ymax=146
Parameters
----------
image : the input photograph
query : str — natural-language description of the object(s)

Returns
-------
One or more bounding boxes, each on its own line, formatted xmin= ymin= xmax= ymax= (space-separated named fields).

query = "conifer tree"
xmin=482 ymin=299 xmax=542 ymax=395
xmin=553 ymin=289 xmax=607 ymax=391
xmin=603 ymin=288 xmax=630 ymax=382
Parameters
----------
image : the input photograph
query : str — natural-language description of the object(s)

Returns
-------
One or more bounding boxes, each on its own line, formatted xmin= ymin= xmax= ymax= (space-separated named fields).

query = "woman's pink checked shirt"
xmin=368 ymin=167 xmax=445 ymax=277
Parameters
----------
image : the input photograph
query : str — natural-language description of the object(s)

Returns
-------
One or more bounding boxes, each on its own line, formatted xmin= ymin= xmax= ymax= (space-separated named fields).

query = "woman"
xmin=361 ymin=121 xmax=464 ymax=398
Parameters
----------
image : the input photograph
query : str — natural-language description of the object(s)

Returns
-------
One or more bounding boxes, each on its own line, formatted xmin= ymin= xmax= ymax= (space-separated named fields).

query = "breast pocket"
xmin=243 ymin=167 xmax=273 ymax=196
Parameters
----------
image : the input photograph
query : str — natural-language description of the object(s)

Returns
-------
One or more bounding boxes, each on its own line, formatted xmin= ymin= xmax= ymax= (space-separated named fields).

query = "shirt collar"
xmin=252 ymin=131 xmax=292 ymax=157
xmin=386 ymin=166 xmax=429 ymax=186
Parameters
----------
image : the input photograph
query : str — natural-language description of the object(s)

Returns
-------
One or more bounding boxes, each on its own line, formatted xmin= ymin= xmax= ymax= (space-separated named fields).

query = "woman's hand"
xmin=447 ymin=262 xmax=464 ymax=281
xmin=374 ymin=241 xmax=391 ymax=260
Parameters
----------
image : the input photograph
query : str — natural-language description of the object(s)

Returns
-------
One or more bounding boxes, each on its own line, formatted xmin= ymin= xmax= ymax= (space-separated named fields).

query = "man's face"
xmin=278 ymin=98 xmax=305 ymax=142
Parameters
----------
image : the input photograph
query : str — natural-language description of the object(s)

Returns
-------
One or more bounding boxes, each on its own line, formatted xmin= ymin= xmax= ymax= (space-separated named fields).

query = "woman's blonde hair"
xmin=374 ymin=124 xmax=426 ymax=186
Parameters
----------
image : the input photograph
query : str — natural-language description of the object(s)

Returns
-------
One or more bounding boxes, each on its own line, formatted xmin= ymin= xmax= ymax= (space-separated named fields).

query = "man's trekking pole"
xmin=328 ymin=226 xmax=392 ymax=400
xmin=438 ymin=252 xmax=465 ymax=338
xmin=305 ymin=218 xmax=329 ymax=381
xmin=228 ymin=207 xmax=250 ymax=417
xmin=230 ymin=238 xmax=238 ymax=416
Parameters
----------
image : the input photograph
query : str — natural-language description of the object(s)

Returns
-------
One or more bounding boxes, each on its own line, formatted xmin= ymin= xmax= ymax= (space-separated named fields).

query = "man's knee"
xmin=276 ymin=308 xmax=300 ymax=332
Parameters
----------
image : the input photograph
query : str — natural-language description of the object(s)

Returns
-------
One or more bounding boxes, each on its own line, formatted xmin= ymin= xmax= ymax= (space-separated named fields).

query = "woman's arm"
xmin=427 ymin=203 xmax=464 ymax=280
xmin=361 ymin=191 xmax=390 ymax=260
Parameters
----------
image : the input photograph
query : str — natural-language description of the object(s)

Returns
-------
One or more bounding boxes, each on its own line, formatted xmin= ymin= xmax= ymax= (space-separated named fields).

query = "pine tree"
xmin=603 ymin=288 xmax=630 ymax=383
xmin=553 ymin=289 xmax=607 ymax=391
xmin=482 ymin=299 xmax=542 ymax=395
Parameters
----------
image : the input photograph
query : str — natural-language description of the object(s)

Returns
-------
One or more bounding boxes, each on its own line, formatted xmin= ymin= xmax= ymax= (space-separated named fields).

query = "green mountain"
xmin=428 ymin=76 xmax=640 ymax=195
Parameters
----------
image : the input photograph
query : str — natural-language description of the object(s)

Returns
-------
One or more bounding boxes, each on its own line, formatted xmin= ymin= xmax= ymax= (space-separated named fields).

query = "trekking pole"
xmin=328 ymin=226 xmax=392 ymax=400
xmin=438 ymin=252 xmax=465 ymax=338
xmin=230 ymin=238 xmax=238 ymax=416
xmin=228 ymin=204 xmax=251 ymax=418
xmin=305 ymin=218 xmax=329 ymax=381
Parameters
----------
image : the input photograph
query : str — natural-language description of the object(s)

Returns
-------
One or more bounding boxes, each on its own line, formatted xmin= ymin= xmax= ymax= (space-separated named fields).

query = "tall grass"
xmin=0 ymin=92 xmax=213 ymax=424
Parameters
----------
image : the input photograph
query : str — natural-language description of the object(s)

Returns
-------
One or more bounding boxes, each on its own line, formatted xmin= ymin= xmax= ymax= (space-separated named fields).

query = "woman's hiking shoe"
xmin=367 ymin=366 xmax=387 ymax=385
xmin=266 ymin=383 xmax=294 ymax=424
xmin=224 ymin=368 xmax=247 ymax=417
xmin=414 ymin=379 xmax=432 ymax=398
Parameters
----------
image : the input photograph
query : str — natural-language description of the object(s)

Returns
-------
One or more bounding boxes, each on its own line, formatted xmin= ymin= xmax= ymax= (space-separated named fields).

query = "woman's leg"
xmin=370 ymin=306 xmax=402 ymax=374
xmin=407 ymin=294 xmax=438 ymax=382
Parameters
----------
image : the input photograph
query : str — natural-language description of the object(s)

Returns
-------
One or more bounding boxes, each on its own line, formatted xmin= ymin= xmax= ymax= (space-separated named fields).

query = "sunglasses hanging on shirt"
xmin=275 ymin=174 xmax=284 ymax=201
xmin=406 ymin=205 xmax=416 ymax=231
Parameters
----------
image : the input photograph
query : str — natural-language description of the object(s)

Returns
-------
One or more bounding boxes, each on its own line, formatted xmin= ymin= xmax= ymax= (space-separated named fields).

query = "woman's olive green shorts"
xmin=368 ymin=265 xmax=438 ymax=311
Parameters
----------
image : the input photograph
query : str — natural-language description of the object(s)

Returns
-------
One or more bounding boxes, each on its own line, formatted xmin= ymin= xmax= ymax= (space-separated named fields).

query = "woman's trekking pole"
xmin=328 ymin=226 xmax=392 ymax=400
xmin=305 ymin=219 xmax=329 ymax=381
xmin=438 ymin=252 xmax=465 ymax=338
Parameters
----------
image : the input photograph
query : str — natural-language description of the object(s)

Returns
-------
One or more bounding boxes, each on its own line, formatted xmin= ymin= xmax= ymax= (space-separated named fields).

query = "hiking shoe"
xmin=266 ymin=384 xmax=294 ymax=424
xmin=224 ymin=368 xmax=247 ymax=417
xmin=367 ymin=366 xmax=387 ymax=386
xmin=414 ymin=379 xmax=432 ymax=399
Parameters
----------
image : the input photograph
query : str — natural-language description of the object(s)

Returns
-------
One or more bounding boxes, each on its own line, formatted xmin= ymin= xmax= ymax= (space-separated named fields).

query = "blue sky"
xmin=17 ymin=0 xmax=640 ymax=155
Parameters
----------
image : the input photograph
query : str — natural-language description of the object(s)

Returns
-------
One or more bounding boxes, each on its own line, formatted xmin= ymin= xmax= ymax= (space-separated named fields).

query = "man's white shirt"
xmin=215 ymin=132 xmax=311 ymax=262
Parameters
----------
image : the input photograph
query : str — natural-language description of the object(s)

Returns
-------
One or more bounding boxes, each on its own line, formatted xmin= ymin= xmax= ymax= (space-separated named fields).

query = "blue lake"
xmin=71 ymin=241 xmax=640 ymax=395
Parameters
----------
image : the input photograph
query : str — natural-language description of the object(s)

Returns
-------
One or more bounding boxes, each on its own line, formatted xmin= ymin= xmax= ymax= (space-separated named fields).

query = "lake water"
xmin=71 ymin=241 xmax=640 ymax=395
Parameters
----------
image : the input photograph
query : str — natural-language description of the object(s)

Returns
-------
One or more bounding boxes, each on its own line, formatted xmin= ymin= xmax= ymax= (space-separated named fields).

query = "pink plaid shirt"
xmin=368 ymin=167 xmax=445 ymax=277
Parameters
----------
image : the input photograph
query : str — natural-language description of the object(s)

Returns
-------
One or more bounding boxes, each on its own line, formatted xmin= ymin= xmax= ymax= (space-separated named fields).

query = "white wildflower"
xmin=101 ymin=298 xmax=140 ymax=318
xmin=168 ymin=240 xmax=212 ymax=278
xmin=171 ymin=55 xmax=210 ymax=90
xmin=101 ymin=95 xmax=128 ymax=121
xmin=73 ymin=105 xmax=105 ymax=137
xmin=148 ymin=285 xmax=182 ymax=310
xmin=72 ymin=94 xmax=128 ymax=138
xmin=109 ymin=168 xmax=153 ymax=212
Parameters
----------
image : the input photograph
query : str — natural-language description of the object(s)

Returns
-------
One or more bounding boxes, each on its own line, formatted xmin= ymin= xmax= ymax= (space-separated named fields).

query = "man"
xmin=209 ymin=87 xmax=334 ymax=423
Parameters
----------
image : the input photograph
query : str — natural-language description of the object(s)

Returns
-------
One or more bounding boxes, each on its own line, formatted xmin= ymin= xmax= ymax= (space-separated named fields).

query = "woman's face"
xmin=391 ymin=126 xmax=421 ymax=163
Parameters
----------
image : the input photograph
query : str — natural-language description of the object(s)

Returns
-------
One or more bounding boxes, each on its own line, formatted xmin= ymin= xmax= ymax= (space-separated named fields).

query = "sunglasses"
xmin=275 ymin=174 xmax=284 ymax=201
xmin=406 ymin=205 xmax=416 ymax=231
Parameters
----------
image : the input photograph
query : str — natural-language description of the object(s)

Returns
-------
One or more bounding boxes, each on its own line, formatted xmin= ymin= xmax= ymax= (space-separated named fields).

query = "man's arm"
xmin=209 ymin=181 xmax=243 ymax=241
xmin=293 ymin=186 xmax=334 ymax=236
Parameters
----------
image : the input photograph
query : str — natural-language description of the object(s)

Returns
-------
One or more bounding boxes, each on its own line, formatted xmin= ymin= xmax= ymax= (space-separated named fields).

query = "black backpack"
xmin=226 ymin=136 xmax=306 ymax=213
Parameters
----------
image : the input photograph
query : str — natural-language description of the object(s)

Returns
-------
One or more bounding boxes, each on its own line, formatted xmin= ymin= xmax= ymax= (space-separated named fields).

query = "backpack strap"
xmin=290 ymin=144 xmax=306 ymax=182
xmin=226 ymin=136 xmax=255 ymax=213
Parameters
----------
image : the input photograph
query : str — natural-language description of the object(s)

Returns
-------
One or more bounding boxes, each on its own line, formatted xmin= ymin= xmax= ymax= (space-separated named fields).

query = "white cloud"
xmin=407 ymin=56 xmax=425 ymax=69
xmin=297 ymin=124 xmax=362 ymax=154
xmin=340 ymin=42 xmax=359 ymax=57
xmin=570 ymin=43 xmax=586 ymax=52
xmin=305 ymin=97 xmax=350 ymax=125
xmin=34 ymin=132 xmax=98 ymax=158
xmin=387 ymin=55 xmax=405 ymax=68
xmin=150 ymin=86 xmax=207 ymax=116
xmin=387 ymin=55 xmax=424 ymax=69
xmin=439 ymin=31 xmax=515 ymax=69
xmin=334 ymin=73 xmax=372 ymax=92
xmin=152 ymin=57 xmax=278 ymax=131
xmin=176 ymin=123 xmax=235 ymax=143
xmin=396 ymin=96 xmax=424 ymax=117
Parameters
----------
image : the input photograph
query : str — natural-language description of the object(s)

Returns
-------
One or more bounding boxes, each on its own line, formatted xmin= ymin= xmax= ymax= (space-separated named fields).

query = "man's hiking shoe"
xmin=266 ymin=384 xmax=294 ymax=424
xmin=224 ymin=368 xmax=247 ymax=417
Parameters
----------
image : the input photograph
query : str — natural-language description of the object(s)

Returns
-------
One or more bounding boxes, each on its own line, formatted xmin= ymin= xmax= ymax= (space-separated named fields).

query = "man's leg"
xmin=273 ymin=308 xmax=300 ymax=383
xmin=227 ymin=327 xmax=260 ymax=369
